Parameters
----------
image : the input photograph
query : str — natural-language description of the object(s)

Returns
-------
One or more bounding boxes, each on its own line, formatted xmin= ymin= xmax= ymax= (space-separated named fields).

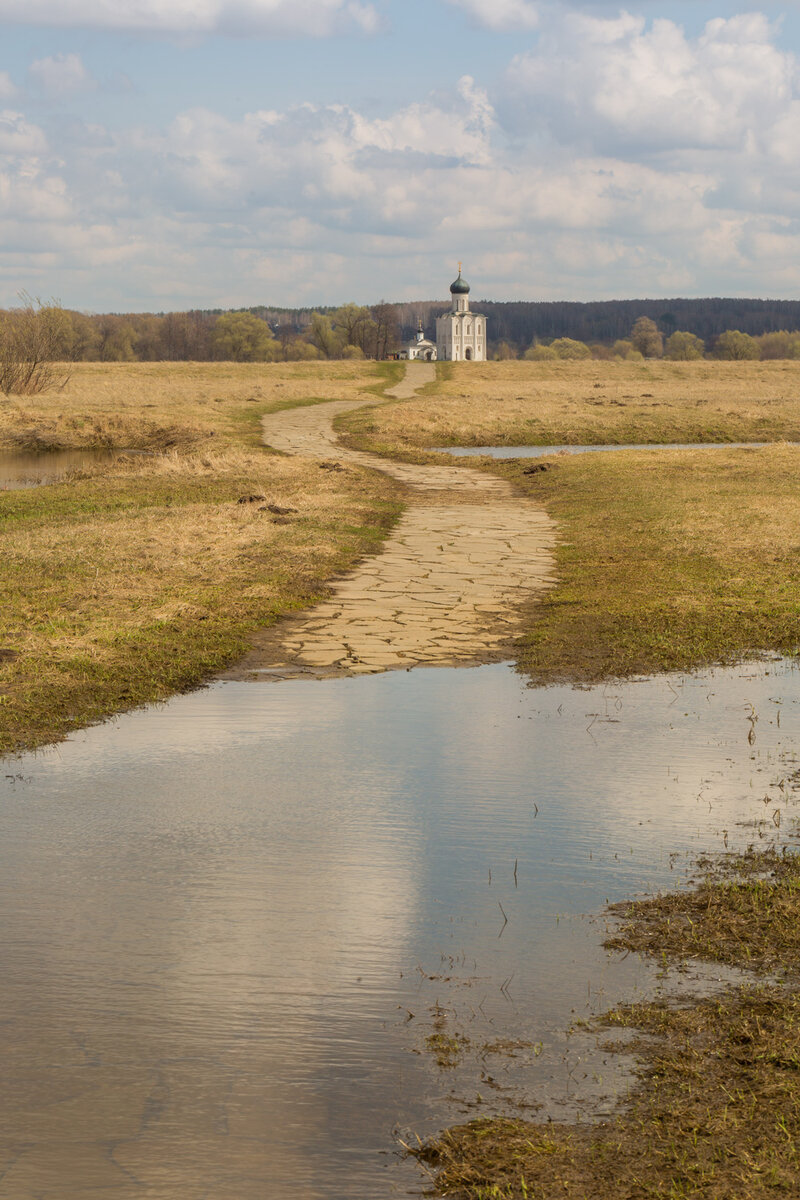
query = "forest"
xmin=4 ymin=294 xmax=800 ymax=370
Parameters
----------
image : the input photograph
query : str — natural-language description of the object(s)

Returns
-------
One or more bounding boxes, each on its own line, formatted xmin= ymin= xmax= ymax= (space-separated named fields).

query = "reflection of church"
xmin=436 ymin=266 xmax=486 ymax=361
xmin=397 ymin=267 xmax=487 ymax=362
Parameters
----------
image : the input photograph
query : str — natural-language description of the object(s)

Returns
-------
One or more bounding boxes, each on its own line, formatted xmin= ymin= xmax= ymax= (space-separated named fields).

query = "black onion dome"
xmin=450 ymin=271 xmax=470 ymax=295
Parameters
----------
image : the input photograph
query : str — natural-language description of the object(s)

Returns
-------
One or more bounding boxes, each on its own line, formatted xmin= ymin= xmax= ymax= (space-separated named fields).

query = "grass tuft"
xmin=414 ymin=848 xmax=800 ymax=1199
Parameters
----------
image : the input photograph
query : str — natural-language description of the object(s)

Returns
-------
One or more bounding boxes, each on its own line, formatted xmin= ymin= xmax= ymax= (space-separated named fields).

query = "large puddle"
xmin=0 ymin=448 xmax=134 ymax=489
xmin=437 ymin=442 xmax=781 ymax=458
xmin=0 ymin=659 xmax=798 ymax=1197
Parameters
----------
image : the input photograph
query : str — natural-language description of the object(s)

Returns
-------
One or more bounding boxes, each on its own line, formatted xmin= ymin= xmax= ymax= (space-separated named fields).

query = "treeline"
xmin=4 ymin=296 xmax=800 ymax=372
xmin=0 ymin=300 xmax=402 ymax=364
xmin=515 ymin=319 xmax=800 ymax=362
xmin=450 ymin=297 xmax=800 ymax=347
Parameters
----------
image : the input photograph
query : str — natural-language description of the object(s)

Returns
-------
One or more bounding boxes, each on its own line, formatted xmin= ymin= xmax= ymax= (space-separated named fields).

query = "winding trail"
xmin=225 ymin=362 xmax=556 ymax=680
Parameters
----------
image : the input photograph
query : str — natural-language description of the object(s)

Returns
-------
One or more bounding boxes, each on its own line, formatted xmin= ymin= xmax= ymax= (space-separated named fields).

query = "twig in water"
xmin=498 ymin=902 xmax=509 ymax=937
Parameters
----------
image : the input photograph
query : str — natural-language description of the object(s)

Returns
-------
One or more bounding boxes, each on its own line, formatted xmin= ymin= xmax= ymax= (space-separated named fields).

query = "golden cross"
xmin=458 ymin=261 xmax=462 ymax=274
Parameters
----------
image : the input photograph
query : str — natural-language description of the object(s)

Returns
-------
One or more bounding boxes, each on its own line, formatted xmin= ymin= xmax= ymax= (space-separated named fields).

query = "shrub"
xmin=524 ymin=343 xmax=557 ymax=361
xmin=757 ymin=330 xmax=800 ymax=360
xmin=665 ymin=331 xmax=705 ymax=360
xmin=550 ymin=337 xmax=591 ymax=360
xmin=210 ymin=311 xmax=277 ymax=362
xmin=0 ymin=295 xmax=73 ymax=396
xmin=714 ymin=330 xmax=761 ymax=360
xmin=631 ymin=316 xmax=664 ymax=358
xmin=283 ymin=338 xmax=322 ymax=361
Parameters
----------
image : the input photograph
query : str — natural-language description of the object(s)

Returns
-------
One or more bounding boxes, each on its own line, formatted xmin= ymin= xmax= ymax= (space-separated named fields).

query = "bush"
xmin=524 ymin=343 xmax=557 ymax=361
xmin=757 ymin=330 xmax=800 ymax=360
xmin=665 ymin=331 xmax=705 ymax=360
xmin=631 ymin=317 xmax=664 ymax=358
xmin=550 ymin=337 xmax=591 ymax=360
xmin=714 ymin=330 xmax=761 ymax=360
xmin=210 ymin=311 xmax=277 ymax=362
xmin=283 ymin=338 xmax=322 ymax=361
xmin=0 ymin=296 xmax=72 ymax=396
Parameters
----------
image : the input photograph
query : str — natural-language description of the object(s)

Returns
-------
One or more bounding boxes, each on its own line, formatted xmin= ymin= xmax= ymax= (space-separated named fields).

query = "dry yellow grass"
xmin=339 ymin=360 xmax=800 ymax=683
xmin=0 ymin=360 xmax=393 ymax=451
xmin=500 ymin=442 xmax=800 ymax=682
xmin=0 ymin=362 xmax=403 ymax=754
xmin=342 ymin=359 xmax=800 ymax=450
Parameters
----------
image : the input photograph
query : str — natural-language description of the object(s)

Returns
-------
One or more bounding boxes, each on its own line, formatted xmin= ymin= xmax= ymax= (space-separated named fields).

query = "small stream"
xmin=437 ymin=442 xmax=780 ymax=458
xmin=0 ymin=449 xmax=137 ymax=489
xmin=0 ymin=657 xmax=797 ymax=1197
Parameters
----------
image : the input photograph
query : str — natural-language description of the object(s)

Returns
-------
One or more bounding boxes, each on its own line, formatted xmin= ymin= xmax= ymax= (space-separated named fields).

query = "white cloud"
xmin=3 ymin=12 xmax=800 ymax=309
xmin=0 ymin=72 xmax=16 ymax=99
xmin=29 ymin=54 xmax=94 ymax=97
xmin=445 ymin=0 xmax=539 ymax=31
xmin=0 ymin=110 xmax=47 ymax=154
xmin=0 ymin=0 xmax=380 ymax=35
xmin=505 ymin=11 xmax=793 ymax=153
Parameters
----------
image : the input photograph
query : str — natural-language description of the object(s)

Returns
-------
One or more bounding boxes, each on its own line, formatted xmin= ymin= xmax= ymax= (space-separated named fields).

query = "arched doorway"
xmin=465 ymin=347 xmax=472 ymax=360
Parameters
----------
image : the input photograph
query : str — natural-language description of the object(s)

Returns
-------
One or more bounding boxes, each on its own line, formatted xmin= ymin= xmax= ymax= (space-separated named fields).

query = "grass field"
xmin=340 ymin=359 xmax=800 ymax=683
xmin=0 ymin=361 xmax=403 ymax=755
xmin=0 ymin=359 xmax=399 ymax=452
xmin=505 ymin=443 xmax=800 ymax=683
xmin=340 ymin=358 xmax=800 ymax=451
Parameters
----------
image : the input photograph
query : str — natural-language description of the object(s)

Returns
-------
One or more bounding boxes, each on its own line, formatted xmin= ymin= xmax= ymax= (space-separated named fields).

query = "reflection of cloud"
xmin=0 ymin=676 xmax=424 ymax=1192
xmin=2 ymin=661 xmax=799 ymax=1191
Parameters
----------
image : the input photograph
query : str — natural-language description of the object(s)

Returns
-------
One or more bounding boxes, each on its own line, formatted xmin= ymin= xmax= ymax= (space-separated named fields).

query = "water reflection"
xmin=438 ymin=442 xmax=778 ymax=458
xmin=0 ymin=449 xmax=133 ymax=489
xmin=0 ymin=660 xmax=797 ymax=1197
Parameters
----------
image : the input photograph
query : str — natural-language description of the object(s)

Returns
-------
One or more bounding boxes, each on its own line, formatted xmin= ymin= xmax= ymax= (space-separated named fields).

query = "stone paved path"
xmin=224 ymin=362 xmax=556 ymax=680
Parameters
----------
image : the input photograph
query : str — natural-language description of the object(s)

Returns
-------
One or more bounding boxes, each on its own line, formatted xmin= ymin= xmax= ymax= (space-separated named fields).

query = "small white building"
xmin=436 ymin=266 xmax=487 ymax=361
xmin=398 ymin=320 xmax=437 ymax=361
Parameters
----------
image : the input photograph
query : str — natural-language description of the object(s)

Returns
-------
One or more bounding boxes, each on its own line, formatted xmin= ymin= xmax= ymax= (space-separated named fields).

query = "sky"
xmin=2 ymin=0 xmax=800 ymax=310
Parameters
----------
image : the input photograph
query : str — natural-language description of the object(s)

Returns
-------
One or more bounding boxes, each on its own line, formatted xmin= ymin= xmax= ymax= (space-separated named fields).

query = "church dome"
xmin=450 ymin=270 xmax=470 ymax=295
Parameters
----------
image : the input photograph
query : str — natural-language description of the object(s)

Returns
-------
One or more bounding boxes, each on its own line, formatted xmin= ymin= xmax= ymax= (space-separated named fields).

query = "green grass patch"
xmin=0 ymin=453 xmax=403 ymax=757
xmin=415 ymin=848 xmax=800 ymax=1199
xmin=495 ymin=445 xmax=800 ymax=683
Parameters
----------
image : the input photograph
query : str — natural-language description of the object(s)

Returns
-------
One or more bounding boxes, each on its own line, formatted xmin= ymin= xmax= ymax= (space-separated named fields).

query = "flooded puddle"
xmin=0 ymin=659 xmax=798 ymax=1197
xmin=438 ymin=442 xmax=779 ymax=458
xmin=0 ymin=448 xmax=134 ymax=489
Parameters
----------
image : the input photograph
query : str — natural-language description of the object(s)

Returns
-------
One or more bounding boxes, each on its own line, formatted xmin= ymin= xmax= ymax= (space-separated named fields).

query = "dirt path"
xmin=224 ymin=362 xmax=556 ymax=680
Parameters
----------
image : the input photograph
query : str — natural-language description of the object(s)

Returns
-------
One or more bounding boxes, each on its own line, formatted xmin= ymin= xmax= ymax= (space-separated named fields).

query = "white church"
xmin=398 ymin=266 xmax=487 ymax=362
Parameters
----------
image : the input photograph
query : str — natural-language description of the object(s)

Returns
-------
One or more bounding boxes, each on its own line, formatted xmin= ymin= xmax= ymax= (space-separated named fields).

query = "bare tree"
xmin=0 ymin=294 xmax=73 ymax=395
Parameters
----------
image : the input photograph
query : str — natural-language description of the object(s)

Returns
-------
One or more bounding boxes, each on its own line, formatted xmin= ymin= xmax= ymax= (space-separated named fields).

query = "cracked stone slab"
xmin=221 ymin=362 xmax=557 ymax=682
